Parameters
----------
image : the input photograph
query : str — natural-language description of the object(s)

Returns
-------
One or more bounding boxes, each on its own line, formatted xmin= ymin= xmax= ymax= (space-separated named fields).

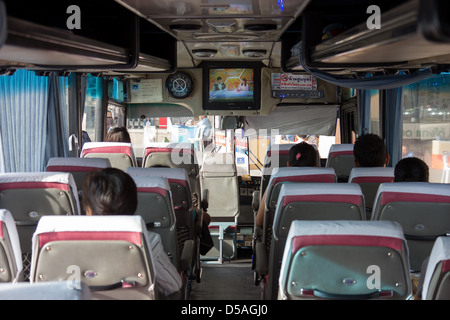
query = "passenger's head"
xmin=394 ymin=157 xmax=429 ymax=182
xmin=82 ymin=168 xmax=137 ymax=216
xmin=288 ymin=142 xmax=318 ymax=167
xmin=354 ymin=134 xmax=389 ymax=167
xmin=105 ymin=126 xmax=131 ymax=143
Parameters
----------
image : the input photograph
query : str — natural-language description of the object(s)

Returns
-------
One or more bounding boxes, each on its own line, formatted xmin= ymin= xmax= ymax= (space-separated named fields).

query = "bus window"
xmin=402 ymin=74 xmax=450 ymax=183
xmin=125 ymin=116 xmax=211 ymax=160
xmin=370 ymin=89 xmax=381 ymax=136
xmin=83 ymin=75 xmax=103 ymax=143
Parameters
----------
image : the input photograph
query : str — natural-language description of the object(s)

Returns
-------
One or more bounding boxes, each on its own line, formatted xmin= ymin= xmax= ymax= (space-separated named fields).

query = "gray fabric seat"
xmin=30 ymin=215 xmax=160 ymax=300
xmin=260 ymin=182 xmax=365 ymax=300
xmin=371 ymin=182 xmax=450 ymax=272
xmin=81 ymin=142 xmax=137 ymax=172
xmin=278 ymin=220 xmax=412 ymax=300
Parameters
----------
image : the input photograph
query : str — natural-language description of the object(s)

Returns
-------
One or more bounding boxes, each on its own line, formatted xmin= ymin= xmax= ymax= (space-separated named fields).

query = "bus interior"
xmin=0 ymin=0 xmax=450 ymax=302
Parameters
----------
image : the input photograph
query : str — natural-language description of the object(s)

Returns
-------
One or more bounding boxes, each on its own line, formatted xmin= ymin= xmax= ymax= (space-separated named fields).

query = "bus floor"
xmin=189 ymin=248 xmax=261 ymax=300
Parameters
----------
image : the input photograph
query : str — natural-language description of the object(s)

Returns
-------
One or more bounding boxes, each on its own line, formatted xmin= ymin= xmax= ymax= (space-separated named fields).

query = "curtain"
xmin=357 ymin=89 xmax=371 ymax=136
xmin=244 ymin=105 xmax=337 ymax=137
xmin=384 ymin=87 xmax=404 ymax=167
xmin=44 ymin=74 xmax=70 ymax=165
xmin=0 ymin=70 xmax=49 ymax=172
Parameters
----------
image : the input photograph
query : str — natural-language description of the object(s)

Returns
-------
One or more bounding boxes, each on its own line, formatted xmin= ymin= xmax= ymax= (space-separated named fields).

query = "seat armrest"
xmin=180 ymin=239 xmax=194 ymax=272
xmin=255 ymin=241 xmax=268 ymax=276
xmin=252 ymin=191 xmax=260 ymax=212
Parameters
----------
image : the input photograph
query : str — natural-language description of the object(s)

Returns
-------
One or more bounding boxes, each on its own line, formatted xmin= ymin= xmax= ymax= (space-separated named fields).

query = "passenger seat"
xmin=46 ymin=157 xmax=111 ymax=198
xmin=421 ymin=236 xmax=450 ymax=300
xmin=278 ymin=220 xmax=412 ymax=300
xmin=81 ymin=142 xmax=137 ymax=171
xmin=326 ymin=144 xmax=355 ymax=182
xmin=348 ymin=167 xmax=394 ymax=217
xmin=0 ymin=209 xmax=23 ymax=283
xmin=0 ymin=172 xmax=80 ymax=280
xmin=371 ymin=182 xmax=450 ymax=272
xmin=200 ymin=154 xmax=240 ymax=263
xmin=30 ymin=215 xmax=159 ymax=300
xmin=259 ymin=182 xmax=365 ymax=300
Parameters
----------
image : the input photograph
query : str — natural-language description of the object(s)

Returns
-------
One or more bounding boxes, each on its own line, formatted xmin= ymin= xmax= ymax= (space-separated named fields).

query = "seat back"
xmin=422 ymin=236 xmax=450 ymax=300
xmin=127 ymin=167 xmax=194 ymax=254
xmin=348 ymin=167 xmax=394 ymax=214
xmin=0 ymin=172 xmax=80 ymax=256
xmin=142 ymin=143 xmax=201 ymax=209
xmin=30 ymin=215 xmax=157 ymax=300
xmin=46 ymin=157 xmax=111 ymax=197
xmin=262 ymin=167 xmax=337 ymax=248
xmin=326 ymin=144 xmax=355 ymax=182
xmin=266 ymin=182 xmax=365 ymax=299
xmin=200 ymin=161 xmax=239 ymax=223
xmin=0 ymin=209 xmax=23 ymax=283
xmin=128 ymin=174 xmax=180 ymax=270
xmin=81 ymin=142 xmax=137 ymax=171
xmin=372 ymin=182 xmax=450 ymax=272
xmin=279 ymin=220 xmax=411 ymax=300
xmin=260 ymin=144 xmax=295 ymax=197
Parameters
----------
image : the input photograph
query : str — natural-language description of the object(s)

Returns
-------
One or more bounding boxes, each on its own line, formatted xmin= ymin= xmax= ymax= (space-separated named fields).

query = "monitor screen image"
xmin=208 ymin=68 xmax=254 ymax=103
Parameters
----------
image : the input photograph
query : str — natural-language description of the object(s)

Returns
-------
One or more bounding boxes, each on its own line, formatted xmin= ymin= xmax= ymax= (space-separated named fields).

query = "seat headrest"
xmin=348 ymin=167 xmax=394 ymax=182
xmin=270 ymin=167 xmax=336 ymax=182
xmin=373 ymin=182 xmax=450 ymax=206
xmin=130 ymin=175 xmax=171 ymax=192
xmin=328 ymin=144 xmax=354 ymax=155
xmin=34 ymin=215 xmax=146 ymax=235
xmin=81 ymin=142 xmax=135 ymax=157
xmin=0 ymin=172 xmax=80 ymax=215
xmin=127 ymin=167 xmax=190 ymax=186
xmin=46 ymin=157 xmax=111 ymax=171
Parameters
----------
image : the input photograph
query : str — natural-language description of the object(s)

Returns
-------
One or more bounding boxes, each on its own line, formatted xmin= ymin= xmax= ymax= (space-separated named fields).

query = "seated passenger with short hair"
xmin=353 ymin=133 xmax=390 ymax=167
xmin=255 ymin=142 xmax=318 ymax=227
xmin=105 ymin=126 xmax=131 ymax=143
xmin=394 ymin=157 xmax=429 ymax=182
xmin=82 ymin=168 xmax=182 ymax=297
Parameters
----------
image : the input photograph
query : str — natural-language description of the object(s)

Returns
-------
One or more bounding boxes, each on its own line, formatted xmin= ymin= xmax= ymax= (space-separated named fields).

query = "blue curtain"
xmin=0 ymin=70 xmax=70 ymax=172
xmin=384 ymin=87 xmax=404 ymax=167
xmin=357 ymin=89 xmax=371 ymax=136
xmin=44 ymin=74 xmax=70 ymax=165
xmin=0 ymin=70 xmax=49 ymax=172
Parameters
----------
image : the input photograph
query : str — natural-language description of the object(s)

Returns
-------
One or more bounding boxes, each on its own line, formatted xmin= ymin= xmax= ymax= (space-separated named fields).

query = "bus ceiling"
xmin=0 ymin=0 xmax=449 ymax=76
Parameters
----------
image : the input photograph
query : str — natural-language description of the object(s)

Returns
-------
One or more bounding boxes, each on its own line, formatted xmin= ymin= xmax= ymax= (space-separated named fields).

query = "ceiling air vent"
xmin=192 ymin=48 xmax=218 ymax=58
xmin=170 ymin=20 xmax=202 ymax=31
xmin=244 ymin=20 xmax=277 ymax=31
xmin=242 ymin=49 xmax=267 ymax=58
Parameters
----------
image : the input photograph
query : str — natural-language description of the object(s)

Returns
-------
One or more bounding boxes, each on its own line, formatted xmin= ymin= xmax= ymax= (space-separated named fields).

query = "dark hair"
xmin=82 ymin=168 xmax=137 ymax=215
xmin=105 ymin=127 xmax=131 ymax=143
xmin=288 ymin=142 xmax=318 ymax=167
xmin=354 ymin=134 xmax=387 ymax=167
xmin=394 ymin=157 xmax=429 ymax=182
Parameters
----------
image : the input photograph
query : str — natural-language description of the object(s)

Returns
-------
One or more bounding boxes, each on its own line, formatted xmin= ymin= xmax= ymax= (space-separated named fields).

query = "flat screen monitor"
xmin=202 ymin=62 xmax=261 ymax=111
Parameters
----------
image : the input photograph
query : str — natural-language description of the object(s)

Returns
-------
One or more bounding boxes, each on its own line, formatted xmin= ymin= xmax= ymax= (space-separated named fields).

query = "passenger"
xmin=198 ymin=115 xmax=212 ymax=148
xmin=353 ymin=133 xmax=390 ymax=167
xmin=255 ymin=142 xmax=318 ymax=227
xmin=394 ymin=157 xmax=429 ymax=182
xmin=105 ymin=126 xmax=131 ymax=143
xmin=82 ymin=167 xmax=183 ymax=297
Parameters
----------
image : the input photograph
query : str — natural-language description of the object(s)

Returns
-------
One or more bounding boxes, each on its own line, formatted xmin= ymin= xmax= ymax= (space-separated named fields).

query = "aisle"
xmin=189 ymin=261 xmax=261 ymax=300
